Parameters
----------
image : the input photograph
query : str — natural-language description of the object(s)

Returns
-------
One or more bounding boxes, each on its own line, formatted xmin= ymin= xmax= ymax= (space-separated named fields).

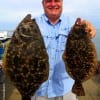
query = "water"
xmin=93 ymin=29 xmax=100 ymax=60
xmin=0 ymin=29 xmax=100 ymax=60
xmin=6 ymin=29 xmax=100 ymax=60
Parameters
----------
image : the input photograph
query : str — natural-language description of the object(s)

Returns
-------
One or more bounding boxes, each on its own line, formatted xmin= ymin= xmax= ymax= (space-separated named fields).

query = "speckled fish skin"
xmin=3 ymin=14 xmax=49 ymax=100
xmin=63 ymin=18 xmax=98 ymax=96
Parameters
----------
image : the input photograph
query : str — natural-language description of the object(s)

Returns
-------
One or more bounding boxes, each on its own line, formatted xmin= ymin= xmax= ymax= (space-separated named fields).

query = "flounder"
xmin=63 ymin=18 xmax=98 ymax=96
xmin=3 ymin=14 xmax=49 ymax=100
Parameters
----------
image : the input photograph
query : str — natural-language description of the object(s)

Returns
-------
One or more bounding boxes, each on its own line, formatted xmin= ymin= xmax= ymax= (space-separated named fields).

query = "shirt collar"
xmin=42 ymin=14 xmax=62 ymax=25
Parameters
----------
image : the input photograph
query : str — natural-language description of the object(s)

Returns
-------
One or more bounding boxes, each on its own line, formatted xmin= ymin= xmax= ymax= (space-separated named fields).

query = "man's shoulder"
xmin=61 ymin=13 xmax=71 ymax=19
xmin=34 ymin=14 xmax=44 ymax=20
xmin=60 ymin=14 xmax=75 ymax=27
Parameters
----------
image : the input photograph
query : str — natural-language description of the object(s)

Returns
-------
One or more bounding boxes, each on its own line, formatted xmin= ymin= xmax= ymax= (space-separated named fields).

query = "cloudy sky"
xmin=0 ymin=0 xmax=100 ymax=30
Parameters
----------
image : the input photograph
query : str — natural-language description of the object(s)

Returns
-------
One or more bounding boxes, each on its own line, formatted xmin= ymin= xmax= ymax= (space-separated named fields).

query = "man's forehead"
xmin=43 ymin=0 xmax=62 ymax=1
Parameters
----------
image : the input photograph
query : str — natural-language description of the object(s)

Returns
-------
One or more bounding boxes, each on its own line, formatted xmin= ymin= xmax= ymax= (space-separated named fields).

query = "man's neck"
xmin=49 ymin=18 xmax=60 ymax=25
xmin=46 ymin=15 xmax=61 ymax=25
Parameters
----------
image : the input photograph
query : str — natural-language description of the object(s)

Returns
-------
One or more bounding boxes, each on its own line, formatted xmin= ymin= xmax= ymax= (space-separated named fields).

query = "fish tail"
xmin=72 ymin=81 xmax=85 ymax=96
xmin=22 ymin=95 xmax=31 ymax=100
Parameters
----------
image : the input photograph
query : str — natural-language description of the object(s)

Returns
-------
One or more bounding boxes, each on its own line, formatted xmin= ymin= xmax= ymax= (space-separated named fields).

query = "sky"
xmin=0 ymin=0 xmax=100 ymax=30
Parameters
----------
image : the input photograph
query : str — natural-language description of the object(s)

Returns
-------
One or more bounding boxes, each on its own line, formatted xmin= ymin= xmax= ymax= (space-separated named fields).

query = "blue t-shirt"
xmin=35 ymin=14 xmax=75 ymax=98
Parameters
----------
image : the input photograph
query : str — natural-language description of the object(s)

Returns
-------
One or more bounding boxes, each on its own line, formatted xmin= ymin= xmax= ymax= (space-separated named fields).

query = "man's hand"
xmin=82 ymin=20 xmax=96 ymax=38
xmin=75 ymin=18 xmax=96 ymax=38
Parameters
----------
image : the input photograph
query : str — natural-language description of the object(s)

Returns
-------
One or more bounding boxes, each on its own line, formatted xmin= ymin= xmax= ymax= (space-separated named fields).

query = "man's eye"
xmin=55 ymin=0 xmax=61 ymax=2
xmin=45 ymin=0 xmax=52 ymax=3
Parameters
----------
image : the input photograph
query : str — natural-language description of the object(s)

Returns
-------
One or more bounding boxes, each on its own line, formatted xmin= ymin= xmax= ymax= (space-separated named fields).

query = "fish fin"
xmin=22 ymin=95 xmax=31 ymax=100
xmin=72 ymin=81 xmax=85 ymax=96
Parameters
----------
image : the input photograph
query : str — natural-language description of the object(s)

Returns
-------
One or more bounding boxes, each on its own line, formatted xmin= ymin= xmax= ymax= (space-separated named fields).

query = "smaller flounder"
xmin=63 ymin=18 xmax=98 ymax=96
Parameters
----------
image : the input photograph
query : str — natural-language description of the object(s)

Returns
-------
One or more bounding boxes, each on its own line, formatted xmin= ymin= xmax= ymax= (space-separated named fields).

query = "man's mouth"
xmin=48 ymin=6 xmax=59 ymax=10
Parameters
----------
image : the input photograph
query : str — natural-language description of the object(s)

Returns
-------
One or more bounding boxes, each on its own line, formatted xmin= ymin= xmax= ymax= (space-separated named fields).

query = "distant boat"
xmin=0 ymin=31 xmax=11 ymax=43
xmin=0 ymin=38 xmax=10 ymax=43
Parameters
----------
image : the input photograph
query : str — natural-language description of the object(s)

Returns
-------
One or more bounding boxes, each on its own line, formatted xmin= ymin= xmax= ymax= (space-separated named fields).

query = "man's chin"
xmin=50 ymin=14 xmax=59 ymax=17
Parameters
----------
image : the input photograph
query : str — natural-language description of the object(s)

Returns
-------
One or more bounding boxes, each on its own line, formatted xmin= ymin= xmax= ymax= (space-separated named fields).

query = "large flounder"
xmin=63 ymin=18 xmax=98 ymax=96
xmin=3 ymin=14 xmax=49 ymax=100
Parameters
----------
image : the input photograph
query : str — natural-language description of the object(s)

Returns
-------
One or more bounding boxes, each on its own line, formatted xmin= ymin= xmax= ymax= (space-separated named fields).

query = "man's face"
xmin=42 ymin=0 xmax=63 ymax=20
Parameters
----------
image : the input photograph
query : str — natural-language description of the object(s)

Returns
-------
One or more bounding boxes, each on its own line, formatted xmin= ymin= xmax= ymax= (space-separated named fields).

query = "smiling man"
xmin=30 ymin=0 xmax=96 ymax=100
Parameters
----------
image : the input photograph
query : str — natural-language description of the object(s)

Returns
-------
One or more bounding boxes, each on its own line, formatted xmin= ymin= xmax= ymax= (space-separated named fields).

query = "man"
xmin=32 ymin=0 xmax=96 ymax=100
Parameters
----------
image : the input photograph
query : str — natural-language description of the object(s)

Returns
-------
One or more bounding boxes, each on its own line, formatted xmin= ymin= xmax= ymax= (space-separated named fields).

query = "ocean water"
xmin=93 ymin=29 xmax=100 ymax=60
xmin=7 ymin=29 xmax=100 ymax=60
xmin=0 ymin=29 xmax=100 ymax=60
